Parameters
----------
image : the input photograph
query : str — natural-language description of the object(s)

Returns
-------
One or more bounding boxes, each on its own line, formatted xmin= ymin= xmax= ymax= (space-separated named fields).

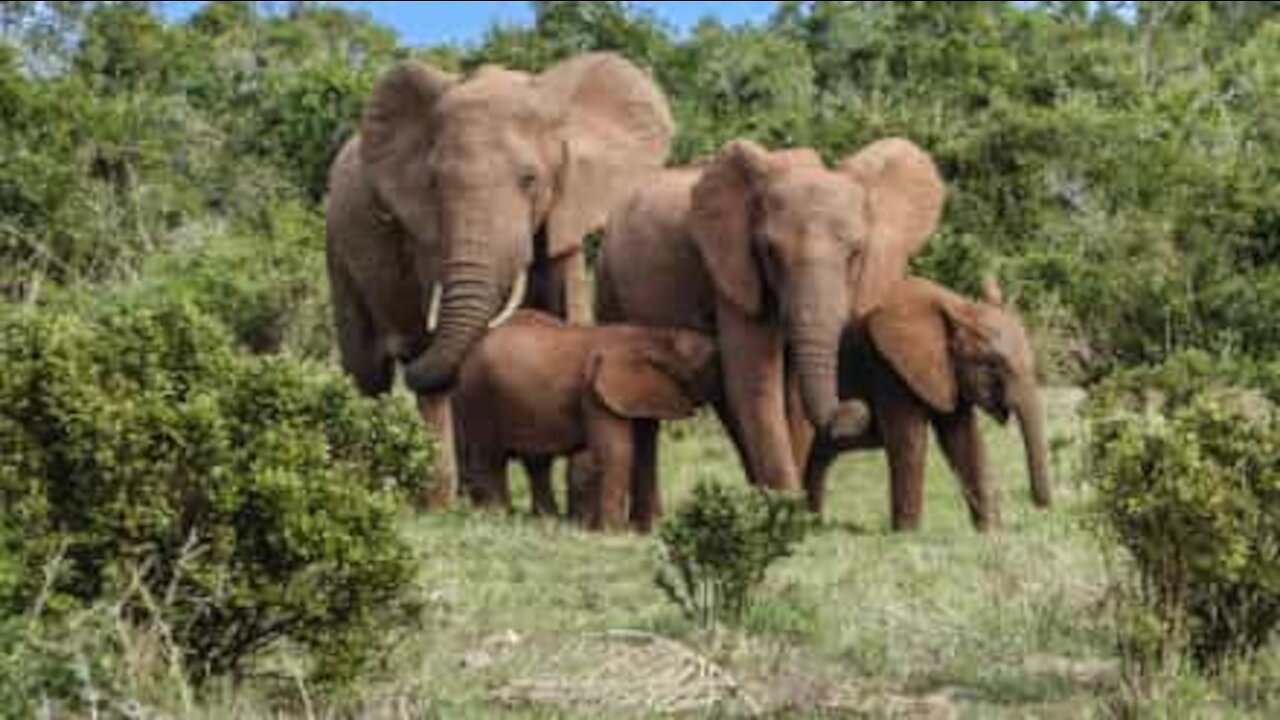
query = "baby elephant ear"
xmin=589 ymin=348 xmax=697 ymax=421
xmin=866 ymin=278 xmax=959 ymax=414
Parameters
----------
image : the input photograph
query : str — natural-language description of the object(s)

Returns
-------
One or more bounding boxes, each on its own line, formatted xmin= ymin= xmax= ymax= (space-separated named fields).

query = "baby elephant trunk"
xmin=1013 ymin=378 xmax=1052 ymax=508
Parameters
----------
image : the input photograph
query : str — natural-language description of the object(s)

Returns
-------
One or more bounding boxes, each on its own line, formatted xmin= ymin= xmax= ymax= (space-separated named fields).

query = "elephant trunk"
xmin=1013 ymin=379 xmax=1053 ymax=508
xmin=404 ymin=248 xmax=503 ymax=395
xmin=788 ymin=264 xmax=846 ymax=433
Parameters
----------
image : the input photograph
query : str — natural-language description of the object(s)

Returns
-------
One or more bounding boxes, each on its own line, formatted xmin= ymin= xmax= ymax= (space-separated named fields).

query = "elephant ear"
xmin=589 ymin=346 xmax=697 ymax=421
xmin=837 ymin=138 xmax=946 ymax=316
xmin=359 ymin=61 xmax=455 ymax=210
xmin=866 ymin=278 xmax=959 ymax=413
xmin=537 ymin=53 xmax=675 ymax=259
xmin=689 ymin=139 xmax=776 ymax=318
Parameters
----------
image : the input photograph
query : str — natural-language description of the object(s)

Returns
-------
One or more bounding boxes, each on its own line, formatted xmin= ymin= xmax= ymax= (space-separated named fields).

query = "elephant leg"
xmin=521 ymin=455 xmax=558 ymax=517
xmin=715 ymin=299 xmax=800 ymax=491
xmin=585 ymin=402 xmax=634 ymax=532
xmin=874 ymin=376 xmax=930 ymax=532
xmin=564 ymin=454 xmax=596 ymax=525
xmin=328 ymin=252 xmax=393 ymax=396
xmin=711 ymin=397 xmax=754 ymax=482
xmin=629 ymin=419 xmax=661 ymax=533
xmin=933 ymin=408 xmax=998 ymax=532
xmin=459 ymin=442 xmax=509 ymax=512
xmin=418 ymin=393 xmax=460 ymax=510
xmin=530 ymin=248 xmax=592 ymax=323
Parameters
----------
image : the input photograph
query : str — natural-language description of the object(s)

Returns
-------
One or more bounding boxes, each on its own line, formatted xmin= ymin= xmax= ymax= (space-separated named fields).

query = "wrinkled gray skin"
xmin=804 ymin=277 xmax=1053 ymax=531
xmin=596 ymin=139 xmax=946 ymax=492
xmin=325 ymin=53 xmax=673 ymax=503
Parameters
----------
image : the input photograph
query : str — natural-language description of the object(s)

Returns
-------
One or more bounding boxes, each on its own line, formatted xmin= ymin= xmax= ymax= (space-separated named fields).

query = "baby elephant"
xmin=453 ymin=310 xmax=717 ymax=532
xmin=804 ymin=277 xmax=1053 ymax=532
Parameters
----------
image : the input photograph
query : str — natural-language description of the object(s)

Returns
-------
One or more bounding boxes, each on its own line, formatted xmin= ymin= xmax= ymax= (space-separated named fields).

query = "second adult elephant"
xmin=325 ymin=53 xmax=673 ymax=504
xmin=804 ymin=277 xmax=1053 ymax=531
xmin=596 ymin=138 xmax=946 ymax=491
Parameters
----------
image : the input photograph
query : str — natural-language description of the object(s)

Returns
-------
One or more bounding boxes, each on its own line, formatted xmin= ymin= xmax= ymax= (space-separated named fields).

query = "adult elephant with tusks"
xmin=324 ymin=52 xmax=674 ymax=507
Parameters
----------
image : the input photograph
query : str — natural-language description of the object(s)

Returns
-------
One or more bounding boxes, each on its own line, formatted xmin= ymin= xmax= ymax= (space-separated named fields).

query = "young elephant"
xmin=453 ymin=310 xmax=717 ymax=531
xmin=803 ymin=277 xmax=1053 ymax=531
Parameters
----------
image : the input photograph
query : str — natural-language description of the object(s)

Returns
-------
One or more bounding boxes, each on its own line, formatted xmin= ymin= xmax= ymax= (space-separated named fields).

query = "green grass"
xmin=319 ymin=387 xmax=1114 ymax=717
xmin=79 ymin=388 xmax=1280 ymax=717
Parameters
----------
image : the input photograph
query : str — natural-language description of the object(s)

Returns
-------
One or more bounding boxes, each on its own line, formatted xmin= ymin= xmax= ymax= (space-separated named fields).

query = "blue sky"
xmin=161 ymin=2 xmax=781 ymax=46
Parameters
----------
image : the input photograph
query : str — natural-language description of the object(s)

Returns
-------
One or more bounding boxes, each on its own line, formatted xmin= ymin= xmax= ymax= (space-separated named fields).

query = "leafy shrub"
xmin=1088 ymin=350 xmax=1280 ymax=416
xmin=1088 ymin=389 xmax=1279 ymax=674
xmin=239 ymin=60 xmax=378 ymax=202
xmin=0 ymin=599 xmax=193 ymax=719
xmin=654 ymin=481 xmax=812 ymax=629
xmin=910 ymin=229 xmax=995 ymax=299
xmin=130 ymin=202 xmax=332 ymax=358
xmin=0 ymin=297 xmax=431 ymax=688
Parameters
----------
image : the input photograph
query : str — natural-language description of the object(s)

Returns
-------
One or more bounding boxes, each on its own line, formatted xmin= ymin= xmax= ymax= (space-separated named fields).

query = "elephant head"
xmin=358 ymin=53 xmax=674 ymax=394
xmin=867 ymin=277 xmax=1053 ymax=508
xmin=688 ymin=138 xmax=945 ymax=439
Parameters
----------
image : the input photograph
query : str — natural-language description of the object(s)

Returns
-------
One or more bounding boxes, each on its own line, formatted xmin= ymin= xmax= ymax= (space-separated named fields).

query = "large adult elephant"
xmin=596 ymin=138 xmax=945 ymax=491
xmin=326 ymin=53 xmax=674 ymax=505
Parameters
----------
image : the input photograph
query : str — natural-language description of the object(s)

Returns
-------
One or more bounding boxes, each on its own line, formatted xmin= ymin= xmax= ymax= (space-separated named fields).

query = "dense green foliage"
xmin=0 ymin=297 xmax=430 ymax=694
xmin=655 ymin=481 xmax=812 ymax=628
xmin=1088 ymin=349 xmax=1280 ymax=413
xmin=1087 ymin=370 xmax=1279 ymax=676
xmin=130 ymin=201 xmax=334 ymax=358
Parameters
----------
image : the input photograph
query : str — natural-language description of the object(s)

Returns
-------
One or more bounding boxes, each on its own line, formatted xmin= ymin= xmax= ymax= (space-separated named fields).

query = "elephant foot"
xmin=825 ymin=399 xmax=872 ymax=444
xmin=971 ymin=511 xmax=1001 ymax=533
xmin=891 ymin=516 xmax=922 ymax=533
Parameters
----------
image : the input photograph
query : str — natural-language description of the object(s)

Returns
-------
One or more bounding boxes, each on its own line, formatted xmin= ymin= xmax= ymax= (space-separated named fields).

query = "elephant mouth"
xmin=426 ymin=269 xmax=528 ymax=333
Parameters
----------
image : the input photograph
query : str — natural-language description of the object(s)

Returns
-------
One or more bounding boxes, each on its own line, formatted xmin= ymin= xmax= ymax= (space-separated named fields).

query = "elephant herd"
xmin=324 ymin=52 xmax=1053 ymax=533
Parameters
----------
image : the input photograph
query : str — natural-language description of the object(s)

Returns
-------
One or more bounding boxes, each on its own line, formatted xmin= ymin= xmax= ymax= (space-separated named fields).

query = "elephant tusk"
xmin=488 ymin=270 xmax=527 ymax=328
xmin=426 ymin=282 xmax=442 ymax=333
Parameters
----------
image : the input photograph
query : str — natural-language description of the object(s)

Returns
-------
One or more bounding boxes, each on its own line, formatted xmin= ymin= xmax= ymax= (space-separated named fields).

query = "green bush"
xmin=1088 ymin=389 xmax=1279 ymax=674
xmin=0 ymin=297 xmax=431 ymax=689
xmin=910 ymin=229 xmax=996 ymax=299
xmin=0 ymin=603 xmax=191 ymax=720
xmin=1088 ymin=350 xmax=1280 ymax=416
xmin=654 ymin=481 xmax=812 ymax=629
xmin=127 ymin=202 xmax=332 ymax=359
